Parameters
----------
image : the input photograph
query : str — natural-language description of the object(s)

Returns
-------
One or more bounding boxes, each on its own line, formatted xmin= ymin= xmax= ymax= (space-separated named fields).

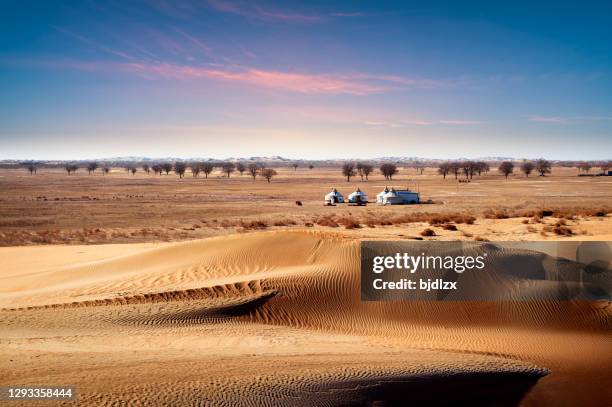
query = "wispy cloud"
xmin=207 ymin=0 xmax=324 ymax=23
xmin=365 ymin=119 xmax=482 ymax=127
xmin=438 ymin=120 xmax=485 ymax=125
xmin=122 ymin=62 xmax=440 ymax=94
xmin=529 ymin=115 xmax=612 ymax=124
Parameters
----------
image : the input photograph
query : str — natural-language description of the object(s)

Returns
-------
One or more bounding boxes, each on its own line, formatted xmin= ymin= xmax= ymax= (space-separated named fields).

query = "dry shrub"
xmin=337 ymin=216 xmax=361 ymax=229
xmin=521 ymin=219 xmax=529 ymax=224
xmin=304 ymin=222 xmax=314 ymax=227
xmin=442 ymin=224 xmax=457 ymax=231
xmin=316 ymin=215 xmax=339 ymax=228
xmin=420 ymin=228 xmax=436 ymax=237
xmin=553 ymin=225 xmax=573 ymax=236
xmin=483 ymin=209 xmax=509 ymax=219
xmin=240 ymin=220 xmax=268 ymax=230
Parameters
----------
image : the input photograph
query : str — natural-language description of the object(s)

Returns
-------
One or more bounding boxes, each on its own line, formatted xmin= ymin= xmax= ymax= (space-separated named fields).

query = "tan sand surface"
xmin=1 ymin=231 xmax=610 ymax=405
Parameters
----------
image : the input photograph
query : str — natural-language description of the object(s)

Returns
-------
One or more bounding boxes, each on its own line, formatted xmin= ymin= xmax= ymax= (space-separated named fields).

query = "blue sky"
xmin=1 ymin=0 xmax=611 ymax=160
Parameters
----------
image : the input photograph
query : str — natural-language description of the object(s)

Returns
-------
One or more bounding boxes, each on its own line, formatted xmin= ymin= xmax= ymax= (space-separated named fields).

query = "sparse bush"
xmin=420 ymin=228 xmax=436 ymax=237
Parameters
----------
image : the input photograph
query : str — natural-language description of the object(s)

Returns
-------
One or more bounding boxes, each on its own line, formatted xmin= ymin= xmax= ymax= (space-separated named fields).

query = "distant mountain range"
xmin=0 ymin=156 xmax=606 ymax=168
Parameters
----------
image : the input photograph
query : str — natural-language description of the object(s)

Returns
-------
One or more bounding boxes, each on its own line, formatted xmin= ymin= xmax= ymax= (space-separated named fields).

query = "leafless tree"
xmin=102 ymin=166 xmax=110 ymax=175
xmin=498 ymin=161 xmax=514 ymax=179
xmin=87 ymin=162 xmax=98 ymax=175
xmin=449 ymin=162 xmax=461 ymax=179
xmin=475 ymin=161 xmax=489 ymax=175
xmin=535 ymin=158 xmax=551 ymax=176
xmin=259 ymin=168 xmax=277 ymax=183
xmin=130 ymin=167 xmax=137 ymax=175
xmin=521 ymin=161 xmax=534 ymax=177
xmin=65 ymin=164 xmax=78 ymax=175
xmin=247 ymin=163 xmax=259 ymax=180
xmin=201 ymin=162 xmax=214 ymax=178
xmin=24 ymin=162 xmax=37 ymax=175
xmin=380 ymin=163 xmax=398 ymax=180
xmin=578 ymin=163 xmax=592 ymax=173
xmin=292 ymin=163 xmax=299 ymax=171
xmin=360 ymin=163 xmax=373 ymax=180
xmin=161 ymin=163 xmax=173 ymax=175
xmin=308 ymin=164 xmax=314 ymax=170
xmin=190 ymin=163 xmax=201 ymax=177
xmin=342 ymin=162 xmax=356 ymax=182
xmin=222 ymin=162 xmax=235 ymax=178
xmin=438 ymin=162 xmax=451 ymax=179
xmin=142 ymin=164 xmax=150 ymax=175
xmin=414 ymin=162 xmax=425 ymax=175
xmin=236 ymin=162 xmax=246 ymax=175
xmin=174 ymin=162 xmax=186 ymax=178
xmin=152 ymin=165 xmax=162 ymax=175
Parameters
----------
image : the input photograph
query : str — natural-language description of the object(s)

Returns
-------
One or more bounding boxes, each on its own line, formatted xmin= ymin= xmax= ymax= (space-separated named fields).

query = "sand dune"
xmin=1 ymin=231 xmax=610 ymax=405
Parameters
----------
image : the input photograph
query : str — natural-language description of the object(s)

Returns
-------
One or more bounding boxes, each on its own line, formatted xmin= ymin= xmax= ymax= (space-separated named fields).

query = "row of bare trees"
xmin=59 ymin=161 xmax=280 ymax=182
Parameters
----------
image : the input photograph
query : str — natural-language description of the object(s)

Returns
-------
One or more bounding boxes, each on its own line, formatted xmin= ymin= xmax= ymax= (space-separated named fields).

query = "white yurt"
xmin=376 ymin=186 xmax=390 ymax=204
xmin=324 ymin=188 xmax=344 ymax=204
xmin=348 ymin=187 xmax=368 ymax=204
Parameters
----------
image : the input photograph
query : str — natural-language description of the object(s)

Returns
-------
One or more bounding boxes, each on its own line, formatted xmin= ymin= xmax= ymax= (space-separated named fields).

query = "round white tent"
xmin=324 ymin=188 xmax=344 ymax=204
xmin=348 ymin=187 xmax=368 ymax=204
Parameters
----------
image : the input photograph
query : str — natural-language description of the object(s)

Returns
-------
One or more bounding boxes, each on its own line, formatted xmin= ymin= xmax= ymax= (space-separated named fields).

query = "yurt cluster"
xmin=324 ymin=187 xmax=420 ymax=206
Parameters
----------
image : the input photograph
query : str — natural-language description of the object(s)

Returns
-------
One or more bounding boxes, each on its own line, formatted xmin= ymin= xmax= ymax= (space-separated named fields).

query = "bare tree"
xmin=449 ymin=162 xmax=461 ymax=179
xmin=414 ymin=162 xmax=425 ymax=175
xmin=152 ymin=165 xmax=162 ymax=175
xmin=161 ymin=163 xmax=173 ymax=175
xmin=380 ymin=163 xmax=398 ymax=180
xmin=174 ymin=162 xmax=186 ymax=178
xmin=342 ymin=162 xmax=356 ymax=182
xmin=190 ymin=163 xmax=201 ymax=177
xmin=521 ymin=161 xmax=535 ymax=177
xmin=259 ymin=168 xmax=277 ymax=183
xmin=535 ymin=158 xmax=551 ymax=177
xmin=87 ymin=162 xmax=98 ymax=175
xmin=475 ymin=161 xmax=489 ymax=175
xmin=360 ymin=163 xmax=373 ymax=180
xmin=142 ymin=164 xmax=150 ymax=175
xmin=24 ymin=162 xmax=37 ymax=175
xmin=498 ymin=161 xmax=514 ymax=179
xmin=578 ymin=162 xmax=592 ymax=173
xmin=236 ymin=162 xmax=246 ymax=175
xmin=222 ymin=162 xmax=235 ymax=178
xmin=438 ymin=162 xmax=451 ymax=179
xmin=65 ymin=164 xmax=78 ymax=175
xmin=130 ymin=167 xmax=137 ymax=175
xmin=247 ymin=163 xmax=259 ymax=180
xmin=201 ymin=162 xmax=214 ymax=178
xmin=292 ymin=163 xmax=299 ymax=171
xmin=102 ymin=166 xmax=110 ymax=175
xmin=308 ymin=164 xmax=314 ymax=170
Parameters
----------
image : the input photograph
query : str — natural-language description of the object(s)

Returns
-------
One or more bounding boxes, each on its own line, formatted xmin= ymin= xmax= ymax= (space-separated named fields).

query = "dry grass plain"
xmin=0 ymin=166 xmax=610 ymax=245
xmin=0 ymin=166 xmax=611 ymax=406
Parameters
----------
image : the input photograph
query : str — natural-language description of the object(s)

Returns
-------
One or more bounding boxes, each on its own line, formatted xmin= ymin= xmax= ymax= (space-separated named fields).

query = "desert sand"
xmin=1 ymin=230 xmax=610 ymax=405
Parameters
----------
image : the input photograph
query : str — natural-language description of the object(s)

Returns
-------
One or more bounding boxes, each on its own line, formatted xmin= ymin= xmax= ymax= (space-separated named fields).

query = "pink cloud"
xmin=119 ymin=62 xmax=436 ymax=94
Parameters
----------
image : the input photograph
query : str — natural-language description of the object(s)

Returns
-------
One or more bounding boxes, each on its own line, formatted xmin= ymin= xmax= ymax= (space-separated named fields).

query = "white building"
xmin=376 ymin=187 xmax=420 ymax=205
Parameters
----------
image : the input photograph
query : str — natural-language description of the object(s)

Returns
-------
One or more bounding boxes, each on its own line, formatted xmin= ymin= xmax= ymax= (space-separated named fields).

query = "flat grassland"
xmin=0 ymin=166 xmax=610 ymax=245
xmin=0 ymin=166 xmax=610 ymax=406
